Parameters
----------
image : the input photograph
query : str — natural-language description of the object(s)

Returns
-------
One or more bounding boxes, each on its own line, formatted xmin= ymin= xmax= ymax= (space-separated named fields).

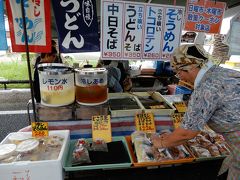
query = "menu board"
xmin=92 ymin=115 xmax=112 ymax=143
xmin=101 ymin=0 xmax=185 ymax=61
xmin=135 ymin=112 xmax=156 ymax=132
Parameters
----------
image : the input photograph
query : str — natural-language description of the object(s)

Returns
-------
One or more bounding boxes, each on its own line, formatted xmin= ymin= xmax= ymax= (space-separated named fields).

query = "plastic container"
xmin=8 ymin=133 xmax=30 ymax=144
xmin=15 ymin=139 xmax=39 ymax=154
xmin=175 ymin=86 xmax=192 ymax=95
xmin=38 ymin=63 xmax=75 ymax=107
xmin=0 ymin=144 xmax=16 ymax=160
xmin=64 ymin=136 xmax=132 ymax=171
xmin=75 ymin=68 xmax=108 ymax=105
xmin=0 ymin=130 xmax=70 ymax=180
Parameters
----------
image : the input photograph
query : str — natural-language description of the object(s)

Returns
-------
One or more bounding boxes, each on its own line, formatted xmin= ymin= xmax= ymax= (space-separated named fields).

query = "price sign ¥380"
xmin=135 ymin=113 xmax=156 ymax=133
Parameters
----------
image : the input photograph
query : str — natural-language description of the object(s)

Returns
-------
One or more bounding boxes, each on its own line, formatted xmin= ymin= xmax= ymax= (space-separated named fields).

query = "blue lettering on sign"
xmin=145 ymin=7 xmax=156 ymax=52
xmin=163 ymin=8 xmax=178 ymax=53
xmin=42 ymin=78 xmax=68 ymax=85
xmin=15 ymin=0 xmax=44 ymax=43
xmin=80 ymin=78 xmax=104 ymax=85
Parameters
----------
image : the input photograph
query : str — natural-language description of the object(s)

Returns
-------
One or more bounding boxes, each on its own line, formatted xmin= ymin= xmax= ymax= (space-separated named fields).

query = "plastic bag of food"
xmin=168 ymin=145 xmax=190 ymax=159
xmin=136 ymin=144 xmax=155 ymax=162
xmin=207 ymin=144 xmax=220 ymax=156
xmin=91 ymin=139 xmax=108 ymax=152
xmin=190 ymin=145 xmax=211 ymax=158
xmin=75 ymin=138 xmax=91 ymax=150
xmin=131 ymin=131 xmax=147 ymax=143
xmin=215 ymin=142 xmax=231 ymax=156
xmin=72 ymin=144 xmax=91 ymax=165
xmin=209 ymin=133 xmax=225 ymax=143
xmin=153 ymin=147 xmax=173 ymax=161
xmin=195 ymin=134 xmax=212 ymax=148
xmin=187 ymin=139 xmax=198 ymax=146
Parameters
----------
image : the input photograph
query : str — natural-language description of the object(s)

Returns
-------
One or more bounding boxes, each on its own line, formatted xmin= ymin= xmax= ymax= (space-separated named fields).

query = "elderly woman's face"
xmin=175 ymin=64 xmax=199 ymax=83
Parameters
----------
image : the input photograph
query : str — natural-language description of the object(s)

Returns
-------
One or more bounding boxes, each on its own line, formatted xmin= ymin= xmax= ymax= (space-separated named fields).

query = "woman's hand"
xmin=151 ymin=128 xmax=200 ymax=149
xmin=151 ymin=134 xmax=164 ymax=149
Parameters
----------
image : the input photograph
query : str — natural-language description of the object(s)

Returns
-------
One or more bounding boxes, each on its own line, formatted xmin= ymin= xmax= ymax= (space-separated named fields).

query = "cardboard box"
xmin=0 ymin=130 xmax=70 ymax=180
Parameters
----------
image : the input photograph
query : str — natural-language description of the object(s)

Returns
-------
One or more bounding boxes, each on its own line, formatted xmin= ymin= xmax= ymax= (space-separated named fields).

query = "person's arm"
xmin=151 ymin=128 xmax=200 ymax=148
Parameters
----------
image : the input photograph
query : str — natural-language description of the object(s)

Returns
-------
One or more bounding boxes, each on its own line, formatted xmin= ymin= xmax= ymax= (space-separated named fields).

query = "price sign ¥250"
xmin=31 ymin=122 xmax=49 ymax=137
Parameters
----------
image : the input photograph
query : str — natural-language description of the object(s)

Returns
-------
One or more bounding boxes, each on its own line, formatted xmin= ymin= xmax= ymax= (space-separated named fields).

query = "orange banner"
xmin=184 ymin=0 xmax=226 ymax=34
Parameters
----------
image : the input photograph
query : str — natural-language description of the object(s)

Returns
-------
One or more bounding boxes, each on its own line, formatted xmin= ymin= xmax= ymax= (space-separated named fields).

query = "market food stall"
xmin=1 ymin=0 xmax=239 ymax=179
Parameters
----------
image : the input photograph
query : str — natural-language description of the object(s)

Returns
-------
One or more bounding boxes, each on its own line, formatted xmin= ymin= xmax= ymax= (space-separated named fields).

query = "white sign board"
xmin=101 ymin=0 xmax=185 ymax=61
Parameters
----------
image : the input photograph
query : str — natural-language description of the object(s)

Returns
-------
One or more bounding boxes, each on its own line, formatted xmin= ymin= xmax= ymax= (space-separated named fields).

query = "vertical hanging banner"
xmin=52 ymin=0 xmax=100 ymax=53
xmin=185 ymin=0 xmax=226 ymax=34
xmin=101 ymin=0 xmax=184 ymax=61
xmin=6 ymin=0 xmax=51 ymax=52
xmin=143 ymin=6 xmax=163 ymax=60
xmin=123 ymin=3 xmax=144 ymax=60
xmin=0 ymin=0 xmax=8 ymax=50
xmin=161 ymin=7 xmax=184 ymax=60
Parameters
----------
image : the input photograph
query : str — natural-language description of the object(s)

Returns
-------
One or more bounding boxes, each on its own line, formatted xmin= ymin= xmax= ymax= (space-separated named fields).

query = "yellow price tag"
xmin=172 ymin=113 xmax=184 ymax=129
xmin=173 ymin=102 xmax=187 ymax=112
xmin=31 ymin=122 xmax=49 ymax=137
xmin=92 ymin=115 xmax=112 ymax=143
xmin=135 ymin=113 xmax=156 ymax=133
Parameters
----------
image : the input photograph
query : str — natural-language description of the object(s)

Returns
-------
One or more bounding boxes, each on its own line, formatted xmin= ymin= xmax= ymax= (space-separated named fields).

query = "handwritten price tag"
xmin=173 ymin=102 xmax=187 ymax=112
xmin=31 ymin=122 xmax=49 ymax=137
xmin=135 ymin=113 xmax=156 ymax=133
xmin=172 ymin=113 xmax=184 ymax=129
xmin=92 ymin=115 xmax=112 ymax=143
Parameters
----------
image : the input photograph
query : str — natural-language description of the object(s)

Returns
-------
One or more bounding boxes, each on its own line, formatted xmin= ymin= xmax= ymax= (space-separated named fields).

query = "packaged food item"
xmin=190 ymin=146 xmax=211 ymax=158
xmin=152 ymin=147 xmax=173 ymax=161
xmin=131 ymin=131 xmax=147 ymax=143
xmin=215 ymin=142 xmax=231 ymax=156
xmin=91 ymin=139 xmax=108 ymax=152
xmin=16 ymin=139 xmax=39 ymax=154
xmin=72 ymin=145 xmax=91 ymax=165
xmin=135 ymin=143 xmax=154 ymax=162
xmin=0 ymin=144 xmax=17 ymax=160
xmin=8 ymin=133 xmax=30 ymax=144
xmin=207 ymin=144 xmax=220 ymax=156
xmin=195 ymin=134 xmax=212 ymax=147
xmin=168 ymin=145 xmax=190 ymax=159
xmin=75 ymin=138 xmax=91 ymax=150
xmin=187 ymin=139 xmax=198 ymax=146
xmin=210 ymin=133 xmax=225 ymax=143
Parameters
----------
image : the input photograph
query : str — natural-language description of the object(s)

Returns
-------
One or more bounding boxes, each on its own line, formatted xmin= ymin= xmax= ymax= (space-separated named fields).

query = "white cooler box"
xmin=0 ymin=130 xmax=70 ymax=180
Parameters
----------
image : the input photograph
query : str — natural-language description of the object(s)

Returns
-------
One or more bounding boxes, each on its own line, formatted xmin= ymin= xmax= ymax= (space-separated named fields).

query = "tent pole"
xmin=20 ymin=0 xmax=37 ymax=122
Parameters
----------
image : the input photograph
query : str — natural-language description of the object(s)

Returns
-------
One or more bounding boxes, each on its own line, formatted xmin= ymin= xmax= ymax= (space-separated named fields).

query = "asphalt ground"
xmin=0 ymin=89 xmax=32 ymax=141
